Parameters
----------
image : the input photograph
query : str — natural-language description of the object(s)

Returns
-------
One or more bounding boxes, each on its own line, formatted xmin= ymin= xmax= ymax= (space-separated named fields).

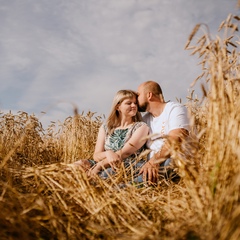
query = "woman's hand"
xmin=105 ymin=150 xmax=121 ymax=169
xmin=87 ymin=162 xmax=103 ymax=177
xmin=87 ymin=151 xmax=121 ymax=178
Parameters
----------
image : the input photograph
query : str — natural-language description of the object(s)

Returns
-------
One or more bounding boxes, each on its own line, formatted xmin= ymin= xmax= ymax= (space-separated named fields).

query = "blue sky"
xmin=0 ymin=0 xmax=239 ymax=128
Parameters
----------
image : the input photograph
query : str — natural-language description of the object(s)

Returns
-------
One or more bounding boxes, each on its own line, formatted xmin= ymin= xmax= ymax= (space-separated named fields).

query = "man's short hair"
xmin=144 ymin=81 xmax=163 ymax=97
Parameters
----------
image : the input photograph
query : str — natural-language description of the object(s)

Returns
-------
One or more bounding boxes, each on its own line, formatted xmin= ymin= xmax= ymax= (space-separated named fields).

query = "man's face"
xmin=137 ymin=85 xmax=148 ymax=112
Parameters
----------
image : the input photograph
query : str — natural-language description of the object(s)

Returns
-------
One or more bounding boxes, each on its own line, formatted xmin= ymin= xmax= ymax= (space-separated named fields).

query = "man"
xmin=137 ymin=80 xmax=190 ymax=184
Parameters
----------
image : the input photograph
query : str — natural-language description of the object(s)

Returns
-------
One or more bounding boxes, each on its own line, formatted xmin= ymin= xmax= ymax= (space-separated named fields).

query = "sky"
xmin=0 ymin=0 xmax=239 ymax=128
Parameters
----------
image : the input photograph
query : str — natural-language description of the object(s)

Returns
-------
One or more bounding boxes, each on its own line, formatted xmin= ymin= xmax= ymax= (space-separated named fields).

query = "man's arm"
xmin=139 ymin=128 xmax=189 ymax=183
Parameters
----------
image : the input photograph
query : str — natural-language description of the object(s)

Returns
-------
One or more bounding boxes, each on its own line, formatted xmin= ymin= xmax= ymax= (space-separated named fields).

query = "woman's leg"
xmin=99 ymin=167 xmax=116 ymax=179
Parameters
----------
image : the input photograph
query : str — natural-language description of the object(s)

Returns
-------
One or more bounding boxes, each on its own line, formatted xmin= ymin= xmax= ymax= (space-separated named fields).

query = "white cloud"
xmin=0 ymin=0 xmax=239 ymax=128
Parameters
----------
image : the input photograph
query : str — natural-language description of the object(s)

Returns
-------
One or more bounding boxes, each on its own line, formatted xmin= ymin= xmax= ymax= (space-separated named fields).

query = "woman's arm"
xmin=116 ymin=124 xmax=149 ymax=160
xmin=93 ymin=125 xmax=108 ymax=162
xmin=88 ymin=124 xmax=149 ymax=177
xmin=93 ymin=125 xmax=120 ymax=163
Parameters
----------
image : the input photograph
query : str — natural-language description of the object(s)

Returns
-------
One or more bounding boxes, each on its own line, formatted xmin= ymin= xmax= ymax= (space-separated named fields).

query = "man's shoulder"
xmin=166 ymin=101 xmax=184 ymax=108
xmin=166 ymin=101 xmax=187 ymax=112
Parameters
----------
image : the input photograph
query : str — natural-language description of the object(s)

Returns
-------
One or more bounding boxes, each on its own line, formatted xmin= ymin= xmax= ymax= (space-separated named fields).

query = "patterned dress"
xmin=103 ymin=121 xmax=147 ymax=163
xmin=94 ymin=121 xmax=148 ymax=180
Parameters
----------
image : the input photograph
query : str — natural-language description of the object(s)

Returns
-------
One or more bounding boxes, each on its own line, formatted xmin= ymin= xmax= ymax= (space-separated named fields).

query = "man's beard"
xmin=138 ymin=101 xmax=148 ymax=112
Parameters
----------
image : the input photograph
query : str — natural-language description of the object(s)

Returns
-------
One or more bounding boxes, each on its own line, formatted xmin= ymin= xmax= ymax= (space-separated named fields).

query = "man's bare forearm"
xmin=150 ymin=128 xmax=188 ymax=165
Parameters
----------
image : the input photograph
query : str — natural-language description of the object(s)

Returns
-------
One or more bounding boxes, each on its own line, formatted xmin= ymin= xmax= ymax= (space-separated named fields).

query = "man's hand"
xmin=139 ymin=161 xmax=159 ymax=184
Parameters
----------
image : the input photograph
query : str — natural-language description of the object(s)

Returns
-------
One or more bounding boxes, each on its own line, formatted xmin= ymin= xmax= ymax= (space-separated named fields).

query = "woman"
xmin=74 ymin=89 xmax=149 ymax=182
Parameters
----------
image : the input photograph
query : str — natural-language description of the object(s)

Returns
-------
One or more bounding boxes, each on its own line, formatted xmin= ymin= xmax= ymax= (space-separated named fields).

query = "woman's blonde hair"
xmin=106 ymin=90 xmax=142 ymax=134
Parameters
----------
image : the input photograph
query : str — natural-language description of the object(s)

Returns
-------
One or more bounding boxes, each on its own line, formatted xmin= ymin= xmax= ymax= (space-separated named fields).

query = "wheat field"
xmin=0 ymin=15 xmax=239 ymax=240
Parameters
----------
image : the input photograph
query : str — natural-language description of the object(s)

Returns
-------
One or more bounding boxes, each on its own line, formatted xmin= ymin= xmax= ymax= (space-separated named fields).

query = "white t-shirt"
xmin=142 ymin=102 xmax=189 ymax=159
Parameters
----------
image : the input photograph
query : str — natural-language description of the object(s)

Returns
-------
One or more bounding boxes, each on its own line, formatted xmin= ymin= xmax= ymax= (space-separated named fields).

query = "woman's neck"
xmin=116 ymin=118 xmax=134 ymax=129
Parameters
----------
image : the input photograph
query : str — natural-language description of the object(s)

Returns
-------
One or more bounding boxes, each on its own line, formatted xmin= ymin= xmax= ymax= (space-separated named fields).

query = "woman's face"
xmin=117 ymin=97 xmax=138 ymax=117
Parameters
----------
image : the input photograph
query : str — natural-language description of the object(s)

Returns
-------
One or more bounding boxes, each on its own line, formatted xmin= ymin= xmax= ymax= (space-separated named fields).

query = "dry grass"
xmin=0 ymin=14 xmax=239 ymax=239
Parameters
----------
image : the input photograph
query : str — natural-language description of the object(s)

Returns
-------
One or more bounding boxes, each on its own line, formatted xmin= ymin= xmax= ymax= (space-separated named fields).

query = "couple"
xmin=74 ymin=80 xmax=189 ymax=185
